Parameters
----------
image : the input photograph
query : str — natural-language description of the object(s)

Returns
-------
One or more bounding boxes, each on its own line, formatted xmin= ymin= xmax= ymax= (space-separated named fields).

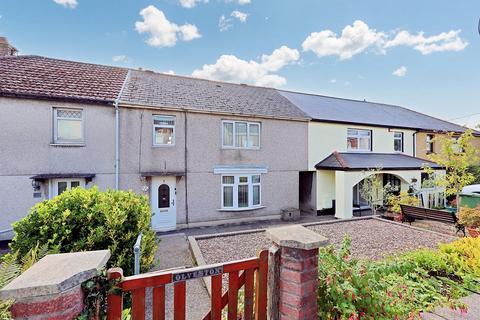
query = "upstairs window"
xmin=222 ymin=121 xmax=261 ymax=149
xmin=426 ymin=134 xmax=434 ymax=154
xmin=53 ymin=108 xmax=83 ymax=144
xmin=394 ymin=132 xmax=404 ymax=152
xmin=347 ymin=129 xmax=372 ymax=152
xmin=153 ymin=115 xmax=175 ymax=146
xmin=221 ymin=174 xmax=262 ymax=209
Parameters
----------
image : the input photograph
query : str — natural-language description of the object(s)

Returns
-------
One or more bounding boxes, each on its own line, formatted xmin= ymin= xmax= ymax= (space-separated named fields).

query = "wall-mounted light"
xmin=31 ymin=179 xmax=41 ymax=191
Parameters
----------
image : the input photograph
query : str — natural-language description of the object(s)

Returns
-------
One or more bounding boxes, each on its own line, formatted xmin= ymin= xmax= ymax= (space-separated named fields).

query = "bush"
xmin=10 ymin=187 xmax=157 ymax=275
xmin=458 ymin=205 xmax=480 ymax=228
xmin=387 ymin=191 xmax=420 ymax=214
xmin=317 ymin=237 xmax=479 ymax=319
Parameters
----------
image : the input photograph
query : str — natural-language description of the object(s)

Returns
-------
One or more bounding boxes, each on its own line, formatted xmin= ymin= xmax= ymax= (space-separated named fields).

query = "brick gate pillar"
xmin=266 ymin=225 xmax=328 ymax=320
xmin=0 ymin=250 xmax=110 ymax=319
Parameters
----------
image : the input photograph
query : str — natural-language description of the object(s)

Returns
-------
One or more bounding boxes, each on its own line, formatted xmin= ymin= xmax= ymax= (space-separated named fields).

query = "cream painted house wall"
xmin=309 ymin=121 xmax=419 ymax=215
xmin=308 ymin=122 xmax=416 ymax=170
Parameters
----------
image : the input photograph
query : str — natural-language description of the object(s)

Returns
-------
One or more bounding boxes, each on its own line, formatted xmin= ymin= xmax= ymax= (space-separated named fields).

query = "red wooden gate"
xmin=106 ymin=250 xmax=268 ymax=320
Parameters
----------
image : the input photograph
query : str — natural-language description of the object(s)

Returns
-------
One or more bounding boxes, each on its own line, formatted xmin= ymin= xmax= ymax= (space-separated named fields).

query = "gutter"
xmin=114 ymin=70 xmax=131 ymax=190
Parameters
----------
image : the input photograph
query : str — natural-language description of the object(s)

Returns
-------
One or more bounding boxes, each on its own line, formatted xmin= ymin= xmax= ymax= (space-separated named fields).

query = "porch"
xmin=312 ymin=152 xmax=444 ymax=219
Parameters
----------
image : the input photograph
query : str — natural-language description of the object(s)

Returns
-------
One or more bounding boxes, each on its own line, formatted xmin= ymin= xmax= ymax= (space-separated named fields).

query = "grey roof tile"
xmin=120 ymin=70 xmax=309 ymax=120
xmin=279 ymin=90 xmax=473 ymax=133
xmin=315 ymin=152 xmax=443 ymax=170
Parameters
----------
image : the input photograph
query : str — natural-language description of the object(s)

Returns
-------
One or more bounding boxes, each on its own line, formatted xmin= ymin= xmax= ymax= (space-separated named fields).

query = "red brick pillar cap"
xmin=266 ymin=225 xmax=328 ymax=250
xmin=0 ymin=250 xmax=110 ymax=300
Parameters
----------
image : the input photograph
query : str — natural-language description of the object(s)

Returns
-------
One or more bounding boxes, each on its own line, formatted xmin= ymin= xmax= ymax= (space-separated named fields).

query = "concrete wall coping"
xmin=0 ymin=250 xmax=110 ymax=300
xmin=266 ymin=225 xmax=328 ymax=250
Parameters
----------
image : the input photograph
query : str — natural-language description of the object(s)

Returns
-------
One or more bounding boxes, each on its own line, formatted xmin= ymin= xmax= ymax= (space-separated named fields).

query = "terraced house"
xmin=0 ymin=52 xmax=308 ymax=240
xmin=1 ymin=42 xmax=478 ymax=239
xmin=280 ymin=91 xmax=479 ymax=218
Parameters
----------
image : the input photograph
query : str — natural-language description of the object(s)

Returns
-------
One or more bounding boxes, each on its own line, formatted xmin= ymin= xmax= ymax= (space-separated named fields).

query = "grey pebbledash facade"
xmin=0 ymin=55 xmax=309 ymax=240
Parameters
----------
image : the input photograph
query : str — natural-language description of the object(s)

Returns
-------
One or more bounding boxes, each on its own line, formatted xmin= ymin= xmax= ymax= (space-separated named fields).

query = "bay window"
xmin=222 ymin=121 xmax=261 ymax=149
xmin=347 ymin=129 xmax=372 ymax=152
xmin=221 ymin=174 xmax=262 ymax=209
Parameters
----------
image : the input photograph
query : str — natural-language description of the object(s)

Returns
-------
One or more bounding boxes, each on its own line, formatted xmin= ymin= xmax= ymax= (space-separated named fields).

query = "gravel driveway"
xmin=195 ymin=218 xmax=457 ymax=264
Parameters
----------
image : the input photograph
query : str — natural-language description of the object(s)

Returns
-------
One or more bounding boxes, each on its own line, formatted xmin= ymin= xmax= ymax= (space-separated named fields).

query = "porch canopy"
xmin=314 ymin=152 xmax=443 ymax=219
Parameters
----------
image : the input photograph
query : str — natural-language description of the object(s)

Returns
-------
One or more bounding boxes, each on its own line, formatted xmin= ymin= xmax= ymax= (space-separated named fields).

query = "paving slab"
xmin=149 ymin=233 xmax=210 ymax=320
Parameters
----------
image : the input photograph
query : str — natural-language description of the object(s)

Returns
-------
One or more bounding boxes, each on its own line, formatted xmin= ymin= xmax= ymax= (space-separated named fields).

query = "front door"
xmin=151 ymin=176 xmax=177 ymax=231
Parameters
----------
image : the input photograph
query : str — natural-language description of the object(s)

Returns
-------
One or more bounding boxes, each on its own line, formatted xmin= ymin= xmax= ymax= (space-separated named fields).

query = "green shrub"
xmin=458 ymin=205 xmax=480 ymax=228
xmin=387 ymin=191 xmax=420 ymax=214
xmin=10 ymin=187 xmax=157 ymax=275
xmin=317 ymin=236 xmax=477 ymax=319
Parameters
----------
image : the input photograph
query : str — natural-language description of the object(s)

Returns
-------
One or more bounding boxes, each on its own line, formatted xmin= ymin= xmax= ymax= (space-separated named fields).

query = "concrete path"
xmin=150 ymin=233 xmax=211 ymax=320
xmin=421 ymin=293 xmax=480 ymax=320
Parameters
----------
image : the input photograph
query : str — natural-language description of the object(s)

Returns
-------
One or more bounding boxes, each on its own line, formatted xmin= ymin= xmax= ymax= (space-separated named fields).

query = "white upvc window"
xmin=53 ymin=108 xmax=84 ymax=144
xmin=394 ymin=131 xmax=404 ymax=152
xmin=222 ymin=121 xmax=261 ymax=149
xmin=347 ymin=128 xmax=372 ymax=152
xmin=221 ymin=174 xmax=262 ymax=210
xmin=153 ymin=115 xmax=175 ymax=146
xmin=49 ymin=178 xmax=85 ymax=198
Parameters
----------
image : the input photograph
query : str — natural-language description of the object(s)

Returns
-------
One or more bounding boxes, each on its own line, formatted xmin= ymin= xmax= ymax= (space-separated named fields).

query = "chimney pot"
xmin=0 ymin=37 xmax=18 ymax=56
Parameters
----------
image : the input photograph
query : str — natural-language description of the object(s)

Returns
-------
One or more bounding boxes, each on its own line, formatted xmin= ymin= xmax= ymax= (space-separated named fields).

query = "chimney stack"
xmin=0 ymin=37 xmax=18 ymax=56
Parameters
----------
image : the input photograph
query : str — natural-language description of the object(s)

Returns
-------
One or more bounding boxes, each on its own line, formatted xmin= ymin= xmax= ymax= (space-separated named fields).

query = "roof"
xmin=315 ymin=152 xmax=443 ymax=171
xmin=279 ymin=90 xmax=474 ymax=133
xmin=30 ymin=173 xmax=96 ymax=181
xmin=120 ymin=70 xmax=309 ymax=120
xmin=0 ymin=55 xmax=128 ymax=104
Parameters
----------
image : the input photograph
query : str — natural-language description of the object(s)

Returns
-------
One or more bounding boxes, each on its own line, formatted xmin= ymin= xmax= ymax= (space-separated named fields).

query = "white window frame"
xmin=222 ymin=120 xmax=261 ymax=149
xmin=153 ymin=115 xmax=176 ymax=147
xmin=347 ymin=128 xmax=372 ymax=152
xmin=220 ymin=174 xmax=263 ymax=210
xmin=53 ymin=108 xmax=84 ymax=144
xmin=49 ymin=178 xmax=85 ymax=199
xmin=393 ymin=131 xmax=404 ymax=152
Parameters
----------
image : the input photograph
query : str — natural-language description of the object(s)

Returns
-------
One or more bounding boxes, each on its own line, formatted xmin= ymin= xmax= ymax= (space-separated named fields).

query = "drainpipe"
xmin=184 ymin=109 xmax=189 ymax=226
xmin=114 ymin=70 xmax=131 ymax=190
xmin=413 ymin=130 xmax=418 ymax=157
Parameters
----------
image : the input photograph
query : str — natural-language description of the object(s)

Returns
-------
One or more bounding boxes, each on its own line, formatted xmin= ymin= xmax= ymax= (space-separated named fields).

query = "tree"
xmin=424 ymin=129 xmax=479 ymax=209
xmin=360 ymin=168 xmax=392 ymax=215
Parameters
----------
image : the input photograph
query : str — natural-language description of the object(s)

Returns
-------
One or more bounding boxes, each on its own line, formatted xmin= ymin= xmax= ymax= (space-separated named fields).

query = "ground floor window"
xmin=50 ymin=178 xmax=85 ymax=198
xmin=221 ymin=174 xmax=261 ymax=209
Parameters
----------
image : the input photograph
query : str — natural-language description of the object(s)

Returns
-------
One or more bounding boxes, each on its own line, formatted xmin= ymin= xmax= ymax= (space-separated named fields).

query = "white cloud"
xmin=219 ymin=10 xmax=248 ymax=31
xmin=191 ymin=45 xmax=299 ymax=87
xmin=218 ymin=15 xmax=231 ymax=32
xmin=329 ymin=79 xmax=336 ymax=83
xmin=384 ymin=30 xmax=468 ymax=55
xmin=231 ymin=10 xmax=248 ymax=23
xmin=163 ymin=70 xmax=176 ymax=75
xmin=112 ymin=55 xmax=129 ymax=62
xmin=225 ymin=0 xmax=251 ymax=4
xmin=392 ymin=65 xmax=407 ymax=77
xmin=135 ymin=5 xmax=200 ymax=47
xmin=179 ymin=0 xmax=208 ymax=9
xmin=302 ymin=20 xmax=385 ymax=60
xmin=302 ymin=20 xmax=468 ymax=60
xmin=53 ymin=0 xmax=77 ymax=8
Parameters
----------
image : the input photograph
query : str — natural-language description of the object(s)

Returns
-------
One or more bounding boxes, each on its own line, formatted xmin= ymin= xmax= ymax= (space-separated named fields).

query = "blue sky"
xmin=1 ymin=0 xmax=479 ymax=125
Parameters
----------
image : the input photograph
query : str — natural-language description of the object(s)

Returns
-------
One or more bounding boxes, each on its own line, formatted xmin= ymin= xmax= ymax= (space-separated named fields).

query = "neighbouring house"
xmin=279 ymin=91 xmax=480 ymax=219
xmin=0 ymin=49 xmax=308 ymax=239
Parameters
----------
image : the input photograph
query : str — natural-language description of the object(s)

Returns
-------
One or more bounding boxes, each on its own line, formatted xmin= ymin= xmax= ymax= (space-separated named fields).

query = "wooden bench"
xmin=400 ymin=205 xmax=465 ymax=236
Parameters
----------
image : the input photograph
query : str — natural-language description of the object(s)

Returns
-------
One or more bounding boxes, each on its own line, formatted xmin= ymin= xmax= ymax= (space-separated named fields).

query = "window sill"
xmin=221 ymin=147 xmax=261 ymax=151
xmin=50 ymin=143 xmax=86 ymax=147
xmin=217 ymin=206 xmax=265 ymax=212
xmin=152 ymin=144 xmax=175 ymax=148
